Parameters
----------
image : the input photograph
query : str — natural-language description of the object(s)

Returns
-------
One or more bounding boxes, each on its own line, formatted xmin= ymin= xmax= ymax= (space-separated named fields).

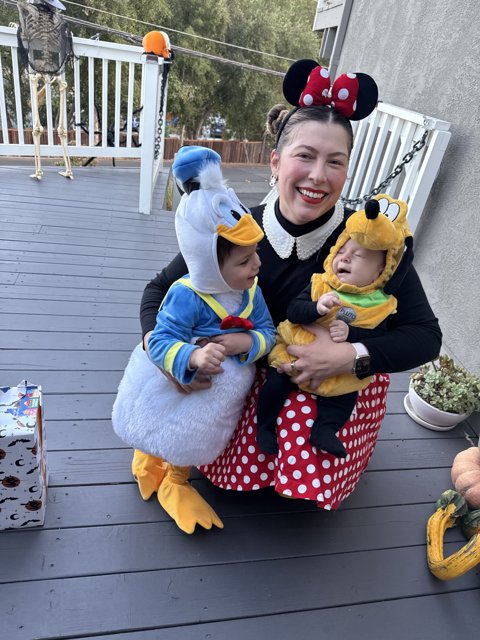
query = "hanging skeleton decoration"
xmin=16 ymin=0 xmax=75 ymax=179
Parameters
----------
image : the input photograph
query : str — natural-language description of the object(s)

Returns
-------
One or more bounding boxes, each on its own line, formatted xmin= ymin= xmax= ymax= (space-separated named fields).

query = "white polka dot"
xmin=352 ymin=100 xmax=357 ymax=112
xmin=324 ymin=504 xmax=332 ymax=511
xmin=286 ymin=410 xmax=296 ymax=419
xmin=322 ymin=88 xmax=329 ymax=97
xmin=324 ymin=474 xmax=332 ymax=484
xmin=236 ymin=466 xmax=242 ymax=474
xmin=320 ymin=68 xmax=330 ymax=78
xmin=287 ymin=455 xmax=297 ymax=465
xmin=296 ymin=484 xmax=306 ymax=494
xmin=317 ymin=492 xmax=324 ymax=502
xmin=301 ymin=406 xmax=312 ymax=414
xmin=342 ymin=428 xmax=348 ymax=437
xmin=282 ymin=489 xmax=293 ymax=496
xmin=242 ymin=456 xmax=248 ymax=464
xmin=279 ymin=475 xmax=288 ymax=485
xmin=293 ymin=470 xmax=302 ymax=480
xmin=226 ymin=484 xmax=232 ymax=490
xmin=243 ymin=475 xmax=251 ymax=484
xmin=247 ymin=426 xmax=254 ymax=435
xmin=276 ymin=416 xmax=283 ymax=426
xmin=257 ymin=453 xmax=266 ymax=462
xmin=303 ymin=94 xmax=313 ymax=106
xmin=248 ymin=445 xmax=255 ymax=454
xmin=297 ymin=394 xmax=306 ymax=402
xmin=252 ymin=484 xmax=260 ymax=490
xmin=301 ymin=450 xmax=310 ymax=459
xmin=296 ymin=436 xmax=305 ymax=446
xmin=284 ymin=398 xmax=291 ymax=407
xmin=242 ymin=436 xmax=247 ymax=445
xmin=312 ymin=478 xmax=321 ymax=488
xmin=250 ymin=464 xmax=258 ymax=473
xmin=279 ymin=429 xmax=288 ymax=438
xmin=306 ymin=419 xmax=314 ymax=428
xmin=284 ymin=442 xmax=292 ymax=451
xmin=306 ymin=464 xmax=316 ymax=474
xmin=338 ymin=88 xmax=349 ymax=100
xmin=231 ymin=475 xmax=237 ymax=483
xmin=267 ymin=462 xmax=275 ymax=470
xmin=322 ymin=460 xmax=331 ymax=469
xmin=347 ymin=73 xmax=356 ymax=79
xmin=253 ymin=416 xmax=257 ymax=424
xmin=260 ymin=473 xmax=268 ymax=481
xmin=291 ymin=422 xmax=301 ymax=432
xmin=324 ymin=489 xmax=332 ymax=498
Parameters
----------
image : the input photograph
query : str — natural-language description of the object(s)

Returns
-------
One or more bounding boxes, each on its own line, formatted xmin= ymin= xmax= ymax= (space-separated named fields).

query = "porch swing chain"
xmin=341 ymin=129 xmax=429 ymax=206
xmin=153 ymin=61 xmax=170 ymax=161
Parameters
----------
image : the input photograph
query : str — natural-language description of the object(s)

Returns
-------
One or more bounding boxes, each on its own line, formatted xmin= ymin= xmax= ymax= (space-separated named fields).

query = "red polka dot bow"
xmin=299 ymin=67 xmax=360 ymax=118
xmin=220 ymin=315 xmax=254 ymax=330
xmin=282 ymin=59 xmax=378 ymax=122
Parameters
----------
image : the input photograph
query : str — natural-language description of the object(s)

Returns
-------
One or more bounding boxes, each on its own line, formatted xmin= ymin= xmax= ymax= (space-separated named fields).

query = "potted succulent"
xmin=405 ymin=355 xmax=480 ymax=430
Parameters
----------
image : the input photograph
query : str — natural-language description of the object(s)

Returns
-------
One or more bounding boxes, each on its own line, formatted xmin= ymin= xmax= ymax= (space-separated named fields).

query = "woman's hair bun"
xmin=266 ymin=103 xmax=290 ymax=137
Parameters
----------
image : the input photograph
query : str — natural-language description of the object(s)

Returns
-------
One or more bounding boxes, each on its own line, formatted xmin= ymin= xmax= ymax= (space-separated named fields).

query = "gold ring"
xmin=290 ymin=360 xmax=297 ymax=372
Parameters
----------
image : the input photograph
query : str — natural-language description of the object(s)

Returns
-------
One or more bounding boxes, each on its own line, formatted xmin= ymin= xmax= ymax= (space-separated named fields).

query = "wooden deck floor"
xmin=0 ymin=163 xmax=478 ymax=640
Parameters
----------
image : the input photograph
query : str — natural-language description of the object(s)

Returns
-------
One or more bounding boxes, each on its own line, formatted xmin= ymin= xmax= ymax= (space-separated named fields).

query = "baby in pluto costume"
xmin=256 ymin=194 xmax=413 ymax=458
xmin=112 ymin=146 xmax=275 ymax=533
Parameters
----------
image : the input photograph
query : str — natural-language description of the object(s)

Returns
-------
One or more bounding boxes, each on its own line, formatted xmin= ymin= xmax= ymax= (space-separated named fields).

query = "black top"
xmin=140 ymin=202 xmax=442 ymax=374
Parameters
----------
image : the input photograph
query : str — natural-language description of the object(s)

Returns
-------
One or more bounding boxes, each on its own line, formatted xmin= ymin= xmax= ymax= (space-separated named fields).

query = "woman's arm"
xmin=140 ymin=252 xmax=188 ymax=338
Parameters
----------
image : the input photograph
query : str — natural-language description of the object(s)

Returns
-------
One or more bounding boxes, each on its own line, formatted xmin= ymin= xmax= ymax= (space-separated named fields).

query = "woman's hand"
xmin=279 ymin=324 xmax=356 ymax=388
xmin=210 ymin=332 xmax=253 ymax=356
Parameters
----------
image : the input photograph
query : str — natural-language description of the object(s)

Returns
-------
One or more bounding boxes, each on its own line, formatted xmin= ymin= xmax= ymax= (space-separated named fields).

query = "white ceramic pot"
xmin=407 ymin=384 xmax=470 ymax=429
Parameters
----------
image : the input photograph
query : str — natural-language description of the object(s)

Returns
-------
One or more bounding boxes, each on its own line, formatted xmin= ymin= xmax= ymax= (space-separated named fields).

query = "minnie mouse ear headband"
xmin=275 ymin=59 xmax=378 ymax=148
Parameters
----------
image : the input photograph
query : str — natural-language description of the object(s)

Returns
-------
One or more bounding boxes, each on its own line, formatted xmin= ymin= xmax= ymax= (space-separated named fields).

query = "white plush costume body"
xmin=112 ymin=153 xmax=274 ymax=466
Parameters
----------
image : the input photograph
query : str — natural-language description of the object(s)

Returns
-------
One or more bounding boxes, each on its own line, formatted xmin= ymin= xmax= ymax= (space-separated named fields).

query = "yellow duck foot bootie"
xmin=157 ymin=464 xmax=224 ymax=534
xmin=131 ymin=450 xmax=168 ymax=500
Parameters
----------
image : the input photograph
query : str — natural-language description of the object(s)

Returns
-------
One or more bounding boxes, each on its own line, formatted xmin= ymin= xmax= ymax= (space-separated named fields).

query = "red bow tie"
xmin=220 ymin=315 xmax=254 ymax=331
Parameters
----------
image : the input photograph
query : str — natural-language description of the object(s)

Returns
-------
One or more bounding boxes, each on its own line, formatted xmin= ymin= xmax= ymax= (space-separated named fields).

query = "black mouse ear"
xmin=283 ymin=59 xmax=319 ymax=106
xmin=349 ymin=73 xmax=378 ymax=121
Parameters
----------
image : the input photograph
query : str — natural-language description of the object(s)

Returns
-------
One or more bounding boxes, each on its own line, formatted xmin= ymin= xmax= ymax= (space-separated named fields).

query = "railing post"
xmin=139 ymin=54 xmax=162 ymax=215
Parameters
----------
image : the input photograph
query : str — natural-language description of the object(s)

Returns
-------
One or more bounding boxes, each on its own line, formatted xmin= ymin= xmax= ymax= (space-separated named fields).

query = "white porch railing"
xmin=0 ymin=25 xmax=169 ymax=214
xmin=344 ymin=102 xmax=451 ymax=233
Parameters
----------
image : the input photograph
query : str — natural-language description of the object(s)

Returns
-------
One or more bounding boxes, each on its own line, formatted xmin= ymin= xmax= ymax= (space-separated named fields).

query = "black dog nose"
xmin=365 ymin=199 xmax=380 ymax=220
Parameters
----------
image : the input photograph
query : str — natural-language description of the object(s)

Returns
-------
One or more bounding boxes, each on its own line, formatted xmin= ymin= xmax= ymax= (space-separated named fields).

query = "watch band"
xmin=352 ymin=342 xmax=371 ymax=376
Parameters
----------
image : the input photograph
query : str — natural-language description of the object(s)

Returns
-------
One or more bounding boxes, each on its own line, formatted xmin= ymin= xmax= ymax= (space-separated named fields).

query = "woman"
xmin=135 ymin=60 xmax=442 ymax=533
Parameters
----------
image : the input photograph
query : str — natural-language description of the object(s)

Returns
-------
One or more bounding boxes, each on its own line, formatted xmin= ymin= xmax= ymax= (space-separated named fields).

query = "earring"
xmin=269 ymin=174 xmax=278 ymax=188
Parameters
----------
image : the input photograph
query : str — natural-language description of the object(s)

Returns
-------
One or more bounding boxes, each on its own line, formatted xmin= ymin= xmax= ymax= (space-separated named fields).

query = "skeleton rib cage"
xmin=17 ymin=3 xmax=74 ymax=75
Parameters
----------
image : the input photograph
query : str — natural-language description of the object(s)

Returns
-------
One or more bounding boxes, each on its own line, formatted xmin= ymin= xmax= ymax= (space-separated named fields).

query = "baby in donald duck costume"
xmin=256 ymin=194 xmax=413 ymax=458
xmin=112 ymin=146 xmax=275 ymax=532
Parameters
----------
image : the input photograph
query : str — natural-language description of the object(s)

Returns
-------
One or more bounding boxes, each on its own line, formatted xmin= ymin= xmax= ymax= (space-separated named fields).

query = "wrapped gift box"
xmin=0 ymin=381 xmax=47 ymax=530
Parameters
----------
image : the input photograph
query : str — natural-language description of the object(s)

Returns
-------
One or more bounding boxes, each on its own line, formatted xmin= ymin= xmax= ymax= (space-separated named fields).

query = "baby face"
xmin=332 ymin=239 xmax=386 ymax=288
xmin=220 ymin=243 xmax=261 ymax=291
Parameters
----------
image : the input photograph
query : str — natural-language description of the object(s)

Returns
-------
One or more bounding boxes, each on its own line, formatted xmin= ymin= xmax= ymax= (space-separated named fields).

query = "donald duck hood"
xmin=173 ymin=146 xmax=264 ymax=294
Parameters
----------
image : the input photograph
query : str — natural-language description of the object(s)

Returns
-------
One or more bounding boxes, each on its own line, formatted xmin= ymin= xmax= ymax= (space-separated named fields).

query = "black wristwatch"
xmin=352 ymin=343 xmax=371 ymax=376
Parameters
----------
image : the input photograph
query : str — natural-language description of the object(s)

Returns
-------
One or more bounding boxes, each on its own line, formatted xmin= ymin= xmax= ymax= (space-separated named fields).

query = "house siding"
xmin=336 ymin=0 xmax=480 ymax=374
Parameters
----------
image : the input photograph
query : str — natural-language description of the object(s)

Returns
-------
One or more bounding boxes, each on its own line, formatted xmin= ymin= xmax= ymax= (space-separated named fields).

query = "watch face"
xmin=355 ymin=355 xmax=370 ymax=376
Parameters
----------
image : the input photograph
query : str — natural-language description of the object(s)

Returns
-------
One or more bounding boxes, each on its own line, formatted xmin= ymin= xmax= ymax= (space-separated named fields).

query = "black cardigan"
xmin=140 ymin=204 xmax=442 ymax=374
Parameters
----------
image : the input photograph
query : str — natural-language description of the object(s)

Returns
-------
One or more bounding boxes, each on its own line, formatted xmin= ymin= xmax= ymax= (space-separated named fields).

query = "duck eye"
xmin=231 ymin=210 xmax=241 ymax=221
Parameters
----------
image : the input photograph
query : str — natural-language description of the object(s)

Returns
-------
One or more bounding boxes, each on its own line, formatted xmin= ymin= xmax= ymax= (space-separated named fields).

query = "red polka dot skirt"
xmin=200 ymin=369 xmax=390 ymax=511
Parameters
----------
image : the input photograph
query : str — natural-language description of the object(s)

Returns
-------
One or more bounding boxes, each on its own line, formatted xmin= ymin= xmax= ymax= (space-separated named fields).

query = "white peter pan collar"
xmin=262 ymin=187 xmax=345 ymax=260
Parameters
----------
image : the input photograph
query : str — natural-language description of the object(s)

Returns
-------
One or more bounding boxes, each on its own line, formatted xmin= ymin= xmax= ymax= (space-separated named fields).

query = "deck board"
xmin=0 ymin=164 xmax=478 ymax=640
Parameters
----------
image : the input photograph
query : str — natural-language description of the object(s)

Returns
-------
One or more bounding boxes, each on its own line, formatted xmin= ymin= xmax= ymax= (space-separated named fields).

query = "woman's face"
xmin=271 ymin=120 xmax=350 ymax=225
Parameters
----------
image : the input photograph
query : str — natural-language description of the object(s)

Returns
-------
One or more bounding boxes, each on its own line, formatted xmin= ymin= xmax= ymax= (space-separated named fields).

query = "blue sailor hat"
xmin=172 ymin=145 xmax=221 ymax=187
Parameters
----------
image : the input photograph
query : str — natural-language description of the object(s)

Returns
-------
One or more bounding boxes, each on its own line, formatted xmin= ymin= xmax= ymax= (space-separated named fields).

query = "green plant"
xmin=410 ymin=355 xmax=480 ymax=414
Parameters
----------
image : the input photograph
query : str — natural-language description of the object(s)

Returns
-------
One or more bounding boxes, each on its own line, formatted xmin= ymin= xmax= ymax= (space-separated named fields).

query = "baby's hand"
xmin=189 ymin=342 xmax=226 ymax=374
xmin=329 ymin=319 xmax=349 ymax=342
xmin=316 ymin=292 xmax=341 ymax=316
xmin=210 ymin=332 xmax=253 ymax=356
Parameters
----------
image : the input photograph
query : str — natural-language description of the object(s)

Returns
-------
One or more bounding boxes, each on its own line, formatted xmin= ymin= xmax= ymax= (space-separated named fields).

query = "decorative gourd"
xmin=451 ymin=447 xmax=480 ymax=508
xmin=426 ymin=490 xmax=480 ymax=581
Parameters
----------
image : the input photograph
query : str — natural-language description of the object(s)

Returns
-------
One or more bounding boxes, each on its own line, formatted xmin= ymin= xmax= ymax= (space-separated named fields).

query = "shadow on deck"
xmin=0 ymin=164 xmax=478 ymax=640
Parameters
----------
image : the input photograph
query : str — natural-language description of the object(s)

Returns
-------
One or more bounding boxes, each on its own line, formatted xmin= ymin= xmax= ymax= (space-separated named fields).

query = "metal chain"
xmin=341 ymin=129 xmax=430 ymax=206
xmin=153 ymin=61 xmax=171 ymax=161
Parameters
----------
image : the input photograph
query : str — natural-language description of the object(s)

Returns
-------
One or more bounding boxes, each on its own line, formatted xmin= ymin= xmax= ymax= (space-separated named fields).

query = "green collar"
xmin=336 ymin=289 xmax=390 ymax=308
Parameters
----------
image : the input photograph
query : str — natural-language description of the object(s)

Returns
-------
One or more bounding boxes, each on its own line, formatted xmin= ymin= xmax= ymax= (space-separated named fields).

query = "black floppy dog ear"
xmin=384 ymin=236 xmax=414 ymax=294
